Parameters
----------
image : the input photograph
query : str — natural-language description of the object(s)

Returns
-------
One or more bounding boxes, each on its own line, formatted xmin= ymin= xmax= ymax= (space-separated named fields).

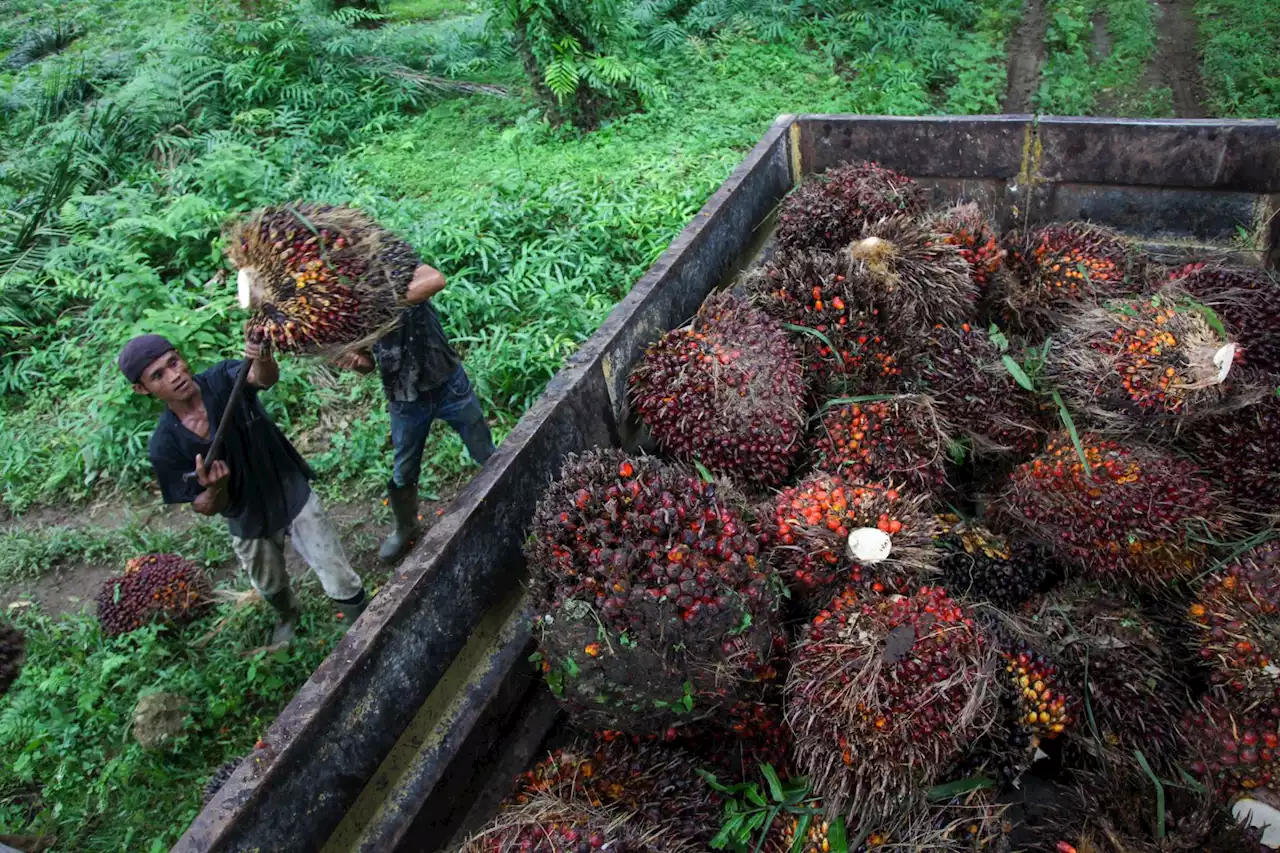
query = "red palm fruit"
xmin=628 ymin=292 xmax=807 ymax=489
xmin=1188 ymin=540 xmax=1280 ymax=704
xmin=907 ymin=323 xmax=1047 ymax=458
xmin=786 ymin=585 xmax=997 ymax=823
xmin=845 ymin=215 xmax=979 ymax=332
xmin=1167 ymin=261 xmax=1280 ymax=375
xmin=745 ymin=248 xmax=905 ymax=395
xmin=809 ymin=396 xmax=950 ymax=494
xmin=95 ymin=555 xmax=212 ymax=638
xmin=759 ymin=471 xmax=938 ymax=604
xmin=926 ymin=202 xmax=1007 ymax=296
xmin=998 ymin=433 xmax=1228 ymax=588
xmin=0 ymin=621 xmax=24 ymax=698
xmin=525 ymin=449 xmax=782 ymax=735
xmin=1001 ymin=222 xmax=1149 ymax=329
xmin=1034 ymin=582 xmax=1193 ymax=766
xmin=1045 ymin=286 xmax=1241 ymax=429
xmin=1183 ymin=695 xmax=1280 ymax=805
xmin=776 ymin=161 xmax=925 ymax=253
xmin=1177 ymin=393 xmax=1280 ymax=517
xmin=935 ymin=514 xmax=1057 ymax=610
xmin=1002 ymin=648 xmax=1073 ymax=741
xmin=226 ymin=203 xmax=419 ymax=356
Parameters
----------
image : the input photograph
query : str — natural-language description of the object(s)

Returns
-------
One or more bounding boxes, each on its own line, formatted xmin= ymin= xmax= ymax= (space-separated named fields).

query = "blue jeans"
xmin=390 ymin=366 xmax=495 ymax=488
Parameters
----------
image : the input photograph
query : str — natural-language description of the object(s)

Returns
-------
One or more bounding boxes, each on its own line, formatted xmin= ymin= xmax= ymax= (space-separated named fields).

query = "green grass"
xmin=1196 ymin=0 xmax=1280 ymax=116
xmin=1034 ymin=0 xmax=1163 ymax=116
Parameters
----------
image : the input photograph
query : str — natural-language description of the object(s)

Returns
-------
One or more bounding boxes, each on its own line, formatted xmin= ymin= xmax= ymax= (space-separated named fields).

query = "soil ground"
xmin=1002 ymin=0 xmax=1050 ymax=112
xmin=1145 ymin=0 xmax=1210 ymax=117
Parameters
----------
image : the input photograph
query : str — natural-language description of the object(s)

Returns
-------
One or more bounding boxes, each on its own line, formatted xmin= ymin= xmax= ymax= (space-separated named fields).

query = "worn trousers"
xmin=230 ymin=491 xmax=363 ymax=601
xmin=390 ymin=365 xmax=496 ymax=489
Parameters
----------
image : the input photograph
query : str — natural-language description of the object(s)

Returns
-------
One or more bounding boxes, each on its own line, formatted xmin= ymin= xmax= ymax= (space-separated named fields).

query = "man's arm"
xmin=192 ymin=453 xmax=231 ymax=516
xmin=404 ymin=264 xmax=446 ymax=304
xmin=245 ymin=335 xmax=279 ymax=389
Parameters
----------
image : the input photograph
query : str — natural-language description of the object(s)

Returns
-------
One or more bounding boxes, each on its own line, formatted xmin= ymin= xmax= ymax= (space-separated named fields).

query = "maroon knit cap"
xmin=118 ymin=334 xmax=176 ymax=383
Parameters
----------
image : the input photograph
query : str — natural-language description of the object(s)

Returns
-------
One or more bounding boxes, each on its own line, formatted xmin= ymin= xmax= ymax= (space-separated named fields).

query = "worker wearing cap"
xmin=333 ymin=263 xmax=496 ymax=563
xmin=118 ymin=332 xmax=368 ymax=644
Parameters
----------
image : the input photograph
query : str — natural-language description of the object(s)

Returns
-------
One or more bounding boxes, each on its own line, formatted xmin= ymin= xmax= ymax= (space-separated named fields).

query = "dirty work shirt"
xmin=148 ymin=359 xmax=312 ymax=540
xmin=374 ymin=300 xmax=462 ymax=402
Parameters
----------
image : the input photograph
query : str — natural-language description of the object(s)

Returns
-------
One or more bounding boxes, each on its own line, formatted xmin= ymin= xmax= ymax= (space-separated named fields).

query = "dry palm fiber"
xmin=225 ymin=203 xmax=419 ymax=356
xmin=456 ymin=792 xmax=688 ymax=853
xmin=997 ymin=432 xmax=1227 ymax=589
xmin=744 ymin=248 xmax=906 ymax=395
xmin=936 ymin=514 xmax=1058 ymax=611
xmin=1167 ymin=261 xmax=1280 ymax=375
xmin=775 ymin=161 xmax=925 ymax=253
xmin=0 ymin=621 xmax=24 ymax=698
xmin=96 ymin=555 xmax=212 ymax=638
xmin=926 ymin=202 xmax=1009 ymax=299
xmin=628 ymin=292 xmax=807 ymax=489
xmin=1183 ymin=694 xmax=1280 ymax=808
xmin=845 ymin=215 xmax=980 ymax=332
xmin=1043 ymin=287 xmax=1241 ymax=430
xmin=525 ymin=450 xmax=782 ymax=734
xmin=906 ymin=323 xmax=1047 ymax=458
xmin=1001 ymin=222 xmax=1149 ymax=331
xmin=514 ymin=735 xmax=722 ymax=845
xmin=1176 ymin=392 xmax=1280 ymax=518
xmin=786 ymin=584 xmax=997 ymax=824
xmin=809 ymin=395 xmax=951 ymax=495
xmin=1188 ymin=540 xmax=1280 ymax=705
xmin=758 ymin=471 xmax=938 ymax=606
xmin=1018 ymin=582 xmax=1193 ymax=767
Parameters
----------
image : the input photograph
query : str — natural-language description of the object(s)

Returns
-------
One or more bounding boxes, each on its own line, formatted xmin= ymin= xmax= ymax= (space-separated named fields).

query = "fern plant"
xmin=488 ymin=0 xmax=661 ymax=126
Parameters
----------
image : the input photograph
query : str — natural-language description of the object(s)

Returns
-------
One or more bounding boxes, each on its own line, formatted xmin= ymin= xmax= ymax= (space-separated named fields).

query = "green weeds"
xmin=1196 ymin=0 xmax=1280 ymax=116
xmin=1034 ymin=0 xmax=1162 ymax=116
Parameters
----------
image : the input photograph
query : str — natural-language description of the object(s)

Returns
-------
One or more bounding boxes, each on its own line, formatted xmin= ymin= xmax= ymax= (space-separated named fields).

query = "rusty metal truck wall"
xmin=175 ymin=114 xmax=1280 ymax=853
xmin=173 ymin=117 xmax=795 ymax=853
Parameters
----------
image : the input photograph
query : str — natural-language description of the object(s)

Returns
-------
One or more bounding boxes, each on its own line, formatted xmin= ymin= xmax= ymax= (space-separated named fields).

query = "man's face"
xmin=134 ymin=350 xmax=197 ymax=403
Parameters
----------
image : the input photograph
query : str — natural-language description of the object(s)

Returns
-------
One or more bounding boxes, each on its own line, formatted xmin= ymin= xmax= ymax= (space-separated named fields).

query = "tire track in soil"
xmin=1002 ymin=0 xmax=1050 ymax=112
xmin=1145 ymin=0 xmax=1210 ymax=117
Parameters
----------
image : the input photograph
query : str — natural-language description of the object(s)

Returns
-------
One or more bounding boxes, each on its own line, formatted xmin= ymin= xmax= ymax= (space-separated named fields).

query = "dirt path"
xmin=1145 ymin=0 xmax=1210 ymax=117
xmin=1092 ymin=10 xmax=1116 ymax=114
xmin=1003 ymin=0 xmax=1050 ymax=112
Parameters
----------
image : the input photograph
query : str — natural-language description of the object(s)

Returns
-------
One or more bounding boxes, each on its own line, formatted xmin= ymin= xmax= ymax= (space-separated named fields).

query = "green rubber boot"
xmin=264 ymin=587 xmax=301 ymax=646
xmin=379 ymin=481 xmax=421 ymax=564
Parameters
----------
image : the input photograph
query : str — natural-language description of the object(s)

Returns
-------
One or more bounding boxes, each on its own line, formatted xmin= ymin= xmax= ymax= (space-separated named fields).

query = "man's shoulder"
xmin=148 ymin=411 xmax=182 ymax=460
xmin=197 ymin=358 xmax=242 ymax=387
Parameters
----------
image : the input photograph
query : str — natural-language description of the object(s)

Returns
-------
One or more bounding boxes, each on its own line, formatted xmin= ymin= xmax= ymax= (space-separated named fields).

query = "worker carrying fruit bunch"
xmin=118 ymin=331 xmax=368 ymax=645
xmin=330 ymin=261 xmax=497 ymax=563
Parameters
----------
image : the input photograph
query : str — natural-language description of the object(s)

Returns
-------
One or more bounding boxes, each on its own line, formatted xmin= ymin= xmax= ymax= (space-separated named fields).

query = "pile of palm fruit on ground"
xmin=460 ymin=162 xmax=1280 ymax=852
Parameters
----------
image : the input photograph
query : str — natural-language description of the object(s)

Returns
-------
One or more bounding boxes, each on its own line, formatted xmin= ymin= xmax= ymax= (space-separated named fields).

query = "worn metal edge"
xmin=172 ymin=114 xmax=797 ymax=853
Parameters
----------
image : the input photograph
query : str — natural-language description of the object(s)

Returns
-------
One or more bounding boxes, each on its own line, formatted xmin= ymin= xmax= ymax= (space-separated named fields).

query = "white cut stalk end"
xmin=848 ymin=528 xmax=892 ymax=564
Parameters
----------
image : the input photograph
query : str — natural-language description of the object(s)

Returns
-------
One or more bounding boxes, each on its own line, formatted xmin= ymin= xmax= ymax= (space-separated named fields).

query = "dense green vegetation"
xmin=1 ymin=0 xmax=1278 ymax=848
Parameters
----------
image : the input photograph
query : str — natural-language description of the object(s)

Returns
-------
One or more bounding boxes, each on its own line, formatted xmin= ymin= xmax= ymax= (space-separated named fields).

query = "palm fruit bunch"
xmin=672 ymin=698 xmax=793 ymax=779
xmin=1044 ymin=287 xmax=1239 ymax=429
xmin=1188 ymin=540 xmax=1280 ymax=703
xmin=936 ymin=515 xmax=1056 ymax=611
xmin=907 ymin=323 xmax=1046 ymax=458
xmin=998 ymin=432 xmax=1226 ymax=588
xmin=457 ymin=793 xmax=684 ymax=853
xmin=845 ymin=215 xmax=980 ymax=332
xmin=1000 ymin=648 xmax=1073 ymax=742
xmin=95 ymin=555 xmax=212 ymax=637
xmin=1177 ymin=393 xmax=1280 ymax=517
xmin=515 ymin=736 xmax=721 ymax=845
xmin=628 ymin=292 xmax=807 ymax=489
xmin=745 ymin=248 xmax=904 ymax=393
xmin=1167 ymin=261 xmax=1280 ymax=374
xmin=202 ymin=758 xmax=241 ymax=806
xmin=809 ymin=396 xmax=950 ymax=494
xmin=0 ymin=620 xmax=24 ymax=698
xmin=525 ymin=450 xmax=781 ymax=734
xmin=786 ymin=584 xmax=996 ymax=823
xmin=758 ymin=471 xmax=937 ymax=604
xmin=775 ymin=161 xmax=925 ymax=253
xmin=225 ymin=203 xmax=419 ymax=355
xmin=1183 ymin=695 xmax=1280 ymax=808
xmin=1002 ymin=222 xmax=1147 ymax=330
xmin=1031 ymin=583 xmax=1192 ymax=765
xmin=926 ymin=202 xmax=1007 ymax=297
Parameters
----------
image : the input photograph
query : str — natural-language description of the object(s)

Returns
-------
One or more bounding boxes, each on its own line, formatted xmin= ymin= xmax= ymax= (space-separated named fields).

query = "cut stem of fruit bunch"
xmin=226 ymin=203 xmax=420 ymax=355
xmin=628 ymin=291 xmax=807 ymax=490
